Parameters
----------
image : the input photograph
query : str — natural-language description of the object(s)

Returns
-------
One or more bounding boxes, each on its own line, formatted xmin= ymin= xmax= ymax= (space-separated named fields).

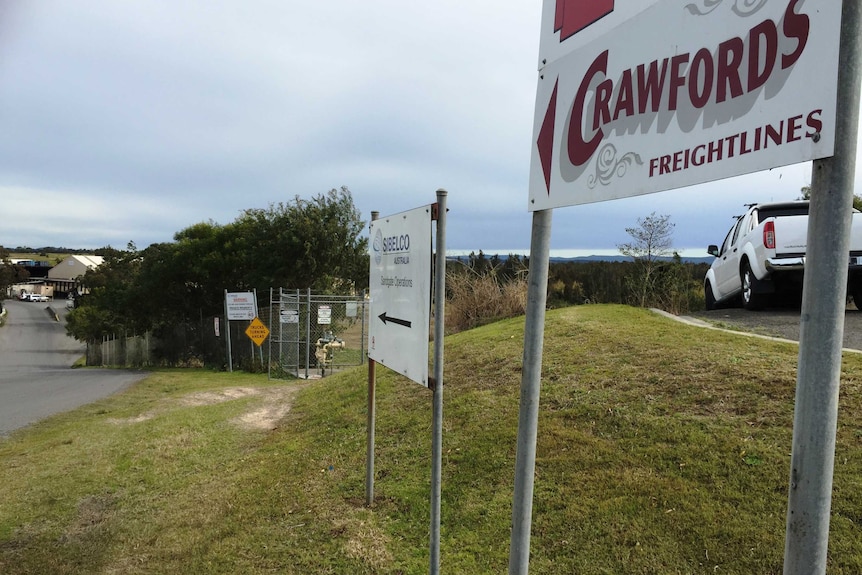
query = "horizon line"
xmin=447 ymin=248 xmax=711 ymax=258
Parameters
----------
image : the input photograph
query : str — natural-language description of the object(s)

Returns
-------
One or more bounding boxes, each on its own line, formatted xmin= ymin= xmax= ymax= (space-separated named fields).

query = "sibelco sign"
xmin=368 ymin=205 xmax=433 ymax=387
xmin=529 ymin=0 xmax=842 ymax=210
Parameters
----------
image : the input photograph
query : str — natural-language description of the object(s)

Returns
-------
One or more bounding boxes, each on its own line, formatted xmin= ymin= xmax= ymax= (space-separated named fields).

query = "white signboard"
xmin=529 ymin=0 xmax=842 ymax=211
xmin=280 ymin=309 xmax=299 ymax=324
xmin=537 ymin=0 xmax=655 ymax=69
xmin=225 ymin=292 xmax=257 ymax=321
xmin=318 ymin=305 xmax=332 ymax=325
xmin=368 ymin=205 xmax=433 ymax=386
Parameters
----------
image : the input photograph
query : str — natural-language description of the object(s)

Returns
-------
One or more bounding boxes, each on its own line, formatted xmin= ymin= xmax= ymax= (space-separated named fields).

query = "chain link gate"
xmin=268 ymin=288 xmax=368 ymax=379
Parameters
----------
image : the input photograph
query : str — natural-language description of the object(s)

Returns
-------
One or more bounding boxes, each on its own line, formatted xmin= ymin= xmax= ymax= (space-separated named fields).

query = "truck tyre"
xmin=741 ymin=262 xmax=765 ymax=310
xmin=851 ymin=287 xmax=862 ymax=311
xmin=704 ymin=280 xmax=717 ymax=311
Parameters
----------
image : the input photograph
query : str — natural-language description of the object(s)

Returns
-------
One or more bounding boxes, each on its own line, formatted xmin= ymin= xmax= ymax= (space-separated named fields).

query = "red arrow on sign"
xmin=555 ymin=0 xmax=614 ymax=41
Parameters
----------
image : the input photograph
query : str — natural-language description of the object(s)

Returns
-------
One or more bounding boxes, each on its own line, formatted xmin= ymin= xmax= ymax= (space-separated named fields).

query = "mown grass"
xmin=2 ymin=305 xmax=862 ymax=573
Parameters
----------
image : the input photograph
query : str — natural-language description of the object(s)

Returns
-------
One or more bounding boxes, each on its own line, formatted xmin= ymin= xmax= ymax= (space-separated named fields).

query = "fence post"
xmin=296 ymin=289 xmax=301 ymax=378
xmin=273 ymin=291 xmax=279 ymax=376
xmin=305 ymin=288 xmax=311 ymax=379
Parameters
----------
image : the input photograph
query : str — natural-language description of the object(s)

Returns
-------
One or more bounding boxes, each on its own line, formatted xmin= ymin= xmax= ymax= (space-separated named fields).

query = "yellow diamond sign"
xmin=245 ymin=316 xmax=270 ymax=347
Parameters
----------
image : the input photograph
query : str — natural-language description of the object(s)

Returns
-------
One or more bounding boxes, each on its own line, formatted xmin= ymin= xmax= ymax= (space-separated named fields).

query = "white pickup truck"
xmin=704 ymin=200 xmax=862 ymax=310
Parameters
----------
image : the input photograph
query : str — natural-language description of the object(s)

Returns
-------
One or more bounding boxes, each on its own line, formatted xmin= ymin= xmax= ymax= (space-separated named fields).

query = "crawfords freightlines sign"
xmin=529 ymin=0 xmax=842 ymax=210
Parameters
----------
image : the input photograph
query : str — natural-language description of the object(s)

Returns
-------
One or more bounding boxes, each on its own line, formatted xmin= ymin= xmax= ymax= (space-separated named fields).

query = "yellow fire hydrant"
xmin=315 ymin=332 xmax=345 ymax=376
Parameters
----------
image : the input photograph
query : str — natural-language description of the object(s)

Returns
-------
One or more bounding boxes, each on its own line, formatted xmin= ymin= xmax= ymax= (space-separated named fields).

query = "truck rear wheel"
xmin=704 ymin=280 xmax=717 ymax=311
xmin=741 ymin=262 xmax=766 ymax=310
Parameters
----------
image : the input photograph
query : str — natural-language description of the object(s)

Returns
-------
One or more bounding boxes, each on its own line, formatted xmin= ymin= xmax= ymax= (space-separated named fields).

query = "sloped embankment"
xmin=2 ymin=305 xmax=862 ymax=574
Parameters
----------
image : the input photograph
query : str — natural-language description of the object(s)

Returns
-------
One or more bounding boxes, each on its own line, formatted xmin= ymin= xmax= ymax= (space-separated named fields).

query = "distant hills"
xmin=549 ymin=254 xmax=714 ymax=265
xmin=450 ymin=253 xmax=714 ymax=265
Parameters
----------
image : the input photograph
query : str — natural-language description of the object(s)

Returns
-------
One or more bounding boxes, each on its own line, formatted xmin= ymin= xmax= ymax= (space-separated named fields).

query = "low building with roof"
xmin=45 ymin=255 xmax=105 ymax=296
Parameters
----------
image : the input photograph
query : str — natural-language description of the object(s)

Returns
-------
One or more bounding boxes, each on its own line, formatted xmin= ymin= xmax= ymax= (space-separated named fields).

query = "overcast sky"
xmin=0 ymin=1 xmax=856 ymax=257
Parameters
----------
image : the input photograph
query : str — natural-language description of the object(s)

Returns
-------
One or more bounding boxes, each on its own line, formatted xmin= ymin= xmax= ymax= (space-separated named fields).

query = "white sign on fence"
xmin=318 ymin=305 xmax=332 ymax=325
xmin=280 ymin=309 xmax=299 ymax=324
xmin=368 ymin=205 xmax=433 ymax=386
xmin=529 ymin=0 xmax=842 ymax=210
xmin=225 ymin=292 xmax=257 ymax=321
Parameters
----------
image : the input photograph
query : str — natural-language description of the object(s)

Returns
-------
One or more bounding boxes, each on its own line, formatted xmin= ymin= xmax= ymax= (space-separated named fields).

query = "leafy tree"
xmin=65 ymin=188 xmax=369 ymax=349
xmin=618 ymin=212 xmax=675 ymax=307
xmin=133 ymin=223 xmax=245 ymax=329
xmin=233 ymin=187 xmax=368 ymax=292
xmin=66 ymin=243 xmax=145 ymax=341
xmin=0 ymin=246 xmax=31 ymax=300
xmin=650 ymin=253 xmax=704 ymax=314
xmin=547 ymin=261 xmax=628 ymax=305
xmin=65 ymin=305 xmax=114 ymax=343
xmin=453 ymin=252 xmax=527 ymax=283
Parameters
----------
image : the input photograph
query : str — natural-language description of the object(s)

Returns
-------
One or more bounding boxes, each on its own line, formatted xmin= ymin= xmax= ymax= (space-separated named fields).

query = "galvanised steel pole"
xmin=224 ymin=289 xmax=233 ymax=372
xmin=783 ymin=1 xmax=862 ymax=573
xmin=269 ymin=287 xmax=274 ymax=379
xmin=366 ymin=211 xmax=379 ymax=507
xmin=430 ymin=189 xmax=447 ymax=575
xmin=305 ymin=287 xmax=311 ymax=379
xmin=508 ymin=208 xmax=552 ymax=575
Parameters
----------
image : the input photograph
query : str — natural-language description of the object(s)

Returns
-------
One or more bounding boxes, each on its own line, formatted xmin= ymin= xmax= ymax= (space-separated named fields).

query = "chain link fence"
xmin=266 ymin=288 xmax=368 ymax=379
xmin=85 ymin=289 xmax=368 ymax=376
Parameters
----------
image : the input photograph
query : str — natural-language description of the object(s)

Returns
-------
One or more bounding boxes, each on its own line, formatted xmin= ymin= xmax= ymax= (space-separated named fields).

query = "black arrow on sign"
xmin=378 ymin=312 xmax=412 ymax=328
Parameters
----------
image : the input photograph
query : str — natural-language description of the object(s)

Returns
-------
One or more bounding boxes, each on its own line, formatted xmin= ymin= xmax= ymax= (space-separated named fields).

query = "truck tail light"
xmin=764 ymin=221 xmax=776 ymax=249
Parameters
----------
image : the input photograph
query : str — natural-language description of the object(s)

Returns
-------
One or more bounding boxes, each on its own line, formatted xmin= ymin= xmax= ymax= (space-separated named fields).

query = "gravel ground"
xmin=686 ymin=306 xmax=862 ymax=351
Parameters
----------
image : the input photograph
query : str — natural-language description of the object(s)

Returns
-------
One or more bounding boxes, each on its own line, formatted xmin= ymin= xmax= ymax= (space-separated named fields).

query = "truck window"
xmin=720 ymin=219 xmax=739 ymax=256
xmin=730 ymin=218 xmax=742 ymax=245
xmin=731 ymin=216 xmax=746 ymax=246
xmin=758 ymin=205 xmax=809 ymax=220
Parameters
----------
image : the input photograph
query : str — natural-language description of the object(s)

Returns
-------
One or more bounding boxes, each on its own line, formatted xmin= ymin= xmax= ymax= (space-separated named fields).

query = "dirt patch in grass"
xmin=230 ymin=386 xmax=305 ymax=431
xmin=64 ymin=493 xmax=116 ymax=539
xmin=109 ymin=385 xmax=305 ymax=431
xmin=341 ymin=519 xmax=393 ymax=570
xmin=180 ymin=387 xmax=261 ymax=407
xmin=108 ymin=413 xmax=155 ymax=425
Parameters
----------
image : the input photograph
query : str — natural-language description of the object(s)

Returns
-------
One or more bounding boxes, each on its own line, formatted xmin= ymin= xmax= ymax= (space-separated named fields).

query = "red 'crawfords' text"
xmin=568 ymin=0 xmax=810 ymax=168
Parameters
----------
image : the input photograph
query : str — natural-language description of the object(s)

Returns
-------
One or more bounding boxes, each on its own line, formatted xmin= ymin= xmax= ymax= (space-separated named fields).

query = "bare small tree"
xmin=618 ymin=212 xmax=675 ymax=307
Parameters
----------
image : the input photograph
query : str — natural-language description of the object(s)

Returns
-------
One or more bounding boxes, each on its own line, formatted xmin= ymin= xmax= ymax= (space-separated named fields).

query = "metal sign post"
xmin=365 ymin=195 xmax=445 ymax=573
xmin=366 ymin=211 xmax=379 ymax=507
xmin=224 ymin=289 xmax=232 ymax=372
xmin=429 ymin=189 xmax=447 ymax=575
xmin=783 ymin=2 xmax=862 ymax=573
xmin=254 ymin=288 xmax=263 ymax=366
xmin=508 ymin=209 xmax=552 ymax=575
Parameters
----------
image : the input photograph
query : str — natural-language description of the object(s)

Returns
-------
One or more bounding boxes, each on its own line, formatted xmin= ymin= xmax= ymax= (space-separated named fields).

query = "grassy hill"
xmin=2 ymin=305 xmax=862 ymax=573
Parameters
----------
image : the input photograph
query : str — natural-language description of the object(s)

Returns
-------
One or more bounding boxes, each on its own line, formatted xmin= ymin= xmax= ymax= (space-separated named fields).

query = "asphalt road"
xmin=689 ymin=306 xmax=862 ymax=351
xmin=0 ymin=298 xmax=148 ymax=436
